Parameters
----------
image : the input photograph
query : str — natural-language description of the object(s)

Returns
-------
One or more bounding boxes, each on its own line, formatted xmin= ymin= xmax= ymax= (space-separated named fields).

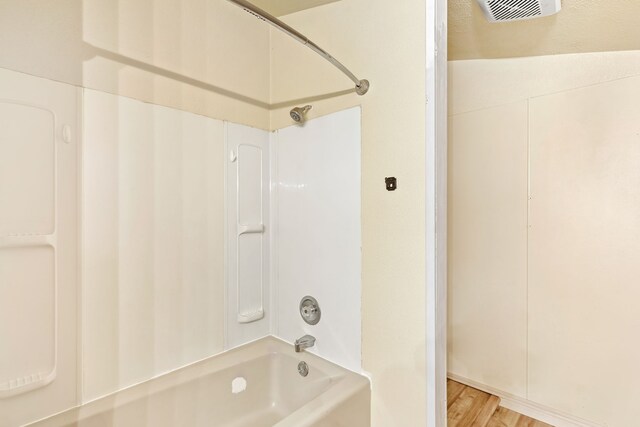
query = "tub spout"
xmin=294 ymin=335 xmax=316 ymax=352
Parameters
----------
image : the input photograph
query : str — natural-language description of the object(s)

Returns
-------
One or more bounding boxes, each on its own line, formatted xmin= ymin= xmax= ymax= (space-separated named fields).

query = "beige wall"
xmin=0 ymin=0 xmax=270 ymax=129
xmin=449 ymin=51 xmax=640 ymax=427
xmin=448 ymin=0 xmax=640 ymax=60
xmin=270 ymin=1 xmax=426 ymax=425
xmin=448 ymin=101 xmax=528 ymax=397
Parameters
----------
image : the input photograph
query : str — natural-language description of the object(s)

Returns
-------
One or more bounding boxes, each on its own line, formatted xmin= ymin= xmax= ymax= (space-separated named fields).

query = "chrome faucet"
xmin=294 ymin=335 xmax=316 ymax=352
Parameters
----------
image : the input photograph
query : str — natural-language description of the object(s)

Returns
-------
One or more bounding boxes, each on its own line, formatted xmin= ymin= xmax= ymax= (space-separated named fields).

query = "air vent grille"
xmin=476 ymin=0 xmax=561 ymax=22
xmin=488 ymin=0 xmax=542 ymax=21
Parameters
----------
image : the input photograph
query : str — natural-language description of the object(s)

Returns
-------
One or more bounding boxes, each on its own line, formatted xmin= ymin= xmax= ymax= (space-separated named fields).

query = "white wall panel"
xmin=449 ymin=55 xmax=640 ymax=427
xmin=82 ymin=90 xmax=225 ymax=401
xmin=0 ymin=68 xmax=79 ymax=426
xmin=448 ymin=102 xmax=528 ymax=397
xmin=273 ymin=108 xmax=362 ymax=372
xmin=0 ymin=102 xmax=55 ymax=236
xmin=528 ymin=76 xmax=640 ymax=427
xmin=225 ymin=123 xmax=271 ymax=348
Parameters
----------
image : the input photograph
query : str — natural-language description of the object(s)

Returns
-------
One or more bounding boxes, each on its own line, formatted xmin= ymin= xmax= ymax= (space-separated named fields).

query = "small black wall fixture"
xmin=385 ymin=177 xmax=397 ymax=191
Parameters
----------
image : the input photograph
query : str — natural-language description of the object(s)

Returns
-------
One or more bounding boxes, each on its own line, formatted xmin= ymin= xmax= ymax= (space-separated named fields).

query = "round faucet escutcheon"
xmin=299 ymin=296 xmax=321 ymax=325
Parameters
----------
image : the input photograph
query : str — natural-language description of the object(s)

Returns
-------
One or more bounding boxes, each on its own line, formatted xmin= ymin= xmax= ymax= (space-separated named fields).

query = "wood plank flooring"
xmin=447 ymin=379 xmax=552 ymax=427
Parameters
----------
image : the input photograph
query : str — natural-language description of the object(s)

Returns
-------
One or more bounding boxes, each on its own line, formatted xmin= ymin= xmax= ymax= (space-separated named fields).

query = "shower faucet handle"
xmin=299 ymin=296 xmax=321 ymax=325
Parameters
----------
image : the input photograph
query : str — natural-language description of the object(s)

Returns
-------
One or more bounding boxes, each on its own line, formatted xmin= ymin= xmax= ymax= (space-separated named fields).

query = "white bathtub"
xmin=28 ymin=337 xmax=370 ymax=427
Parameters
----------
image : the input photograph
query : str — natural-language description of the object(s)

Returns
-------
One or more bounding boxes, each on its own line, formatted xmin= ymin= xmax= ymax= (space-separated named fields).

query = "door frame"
xmin=425 ymin=0 xmax=448 ymax=425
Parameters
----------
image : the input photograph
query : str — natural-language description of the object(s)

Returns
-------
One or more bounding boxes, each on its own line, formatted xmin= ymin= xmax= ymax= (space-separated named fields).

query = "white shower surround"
xmin=0 ymin=67 xmax=364 ymax=425
xmin=225 ymin=107 xmax=363 ymax=373
xmin=272 ymin=108 xmax=362 ymax=373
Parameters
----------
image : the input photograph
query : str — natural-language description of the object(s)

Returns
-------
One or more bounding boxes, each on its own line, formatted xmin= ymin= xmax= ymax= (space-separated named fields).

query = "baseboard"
xmin=447 ymin=373 xmax=604 ymax=427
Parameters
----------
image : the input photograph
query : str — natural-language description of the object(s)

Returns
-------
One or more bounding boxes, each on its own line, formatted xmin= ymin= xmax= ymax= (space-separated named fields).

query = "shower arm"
xmin=226 ymin=0 xmax=370 ymax=95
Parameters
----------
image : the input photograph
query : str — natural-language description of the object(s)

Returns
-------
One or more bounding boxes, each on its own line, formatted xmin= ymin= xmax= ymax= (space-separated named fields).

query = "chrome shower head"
xmin=290 ymin=105 xmax=312 ymax=124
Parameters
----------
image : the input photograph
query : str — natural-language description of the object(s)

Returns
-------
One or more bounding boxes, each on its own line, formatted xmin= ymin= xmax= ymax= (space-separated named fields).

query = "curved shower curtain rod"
xmin=226 ymin=0 xmax=370 ymax=95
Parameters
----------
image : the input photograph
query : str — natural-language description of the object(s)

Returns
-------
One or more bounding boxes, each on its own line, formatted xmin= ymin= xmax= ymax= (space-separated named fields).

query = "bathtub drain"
xmin=298 ymin=361 xmax=309 ymax=377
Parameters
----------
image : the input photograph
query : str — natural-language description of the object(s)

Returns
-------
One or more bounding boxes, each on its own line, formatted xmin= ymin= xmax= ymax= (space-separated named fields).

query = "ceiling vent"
xmin=476 ymin=0 xmax=561 ymax=22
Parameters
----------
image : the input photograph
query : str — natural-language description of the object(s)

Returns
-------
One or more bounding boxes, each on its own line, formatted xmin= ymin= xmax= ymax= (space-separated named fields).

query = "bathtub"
xmin=27 ymin=337 xmax=370 ymax=427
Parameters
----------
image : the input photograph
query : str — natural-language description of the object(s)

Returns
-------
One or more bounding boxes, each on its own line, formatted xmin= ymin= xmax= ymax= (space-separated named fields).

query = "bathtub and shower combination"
xmin=4 ymin=1 xmax=370 ymax=425
xmin=29 ymin=338 xmax=370 ymax=427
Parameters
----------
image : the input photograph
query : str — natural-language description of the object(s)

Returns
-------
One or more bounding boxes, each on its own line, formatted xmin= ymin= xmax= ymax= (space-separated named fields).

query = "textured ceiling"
xmin=249 ymin=0 xmax=339 ymax=16
xmin=449 ymin=0 xmax=640 ymax=60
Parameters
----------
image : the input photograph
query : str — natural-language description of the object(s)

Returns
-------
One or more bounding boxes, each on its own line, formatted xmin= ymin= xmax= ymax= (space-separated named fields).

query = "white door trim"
xmin=426 ymin=0 xmax=448 ymax=425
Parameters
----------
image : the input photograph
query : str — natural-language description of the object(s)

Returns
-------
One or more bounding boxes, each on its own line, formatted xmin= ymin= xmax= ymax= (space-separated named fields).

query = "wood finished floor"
xmin=447 ymin=380 xmax=553 ymax=427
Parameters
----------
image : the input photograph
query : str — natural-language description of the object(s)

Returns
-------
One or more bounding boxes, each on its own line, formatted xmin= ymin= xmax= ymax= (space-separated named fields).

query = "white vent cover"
xmin=476 ymin=0 xmax=561 ymax=22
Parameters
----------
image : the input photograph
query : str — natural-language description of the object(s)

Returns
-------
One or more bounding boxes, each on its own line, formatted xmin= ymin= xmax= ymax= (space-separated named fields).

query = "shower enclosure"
xmin=1 ymin=0 xmax=439 ymax=425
